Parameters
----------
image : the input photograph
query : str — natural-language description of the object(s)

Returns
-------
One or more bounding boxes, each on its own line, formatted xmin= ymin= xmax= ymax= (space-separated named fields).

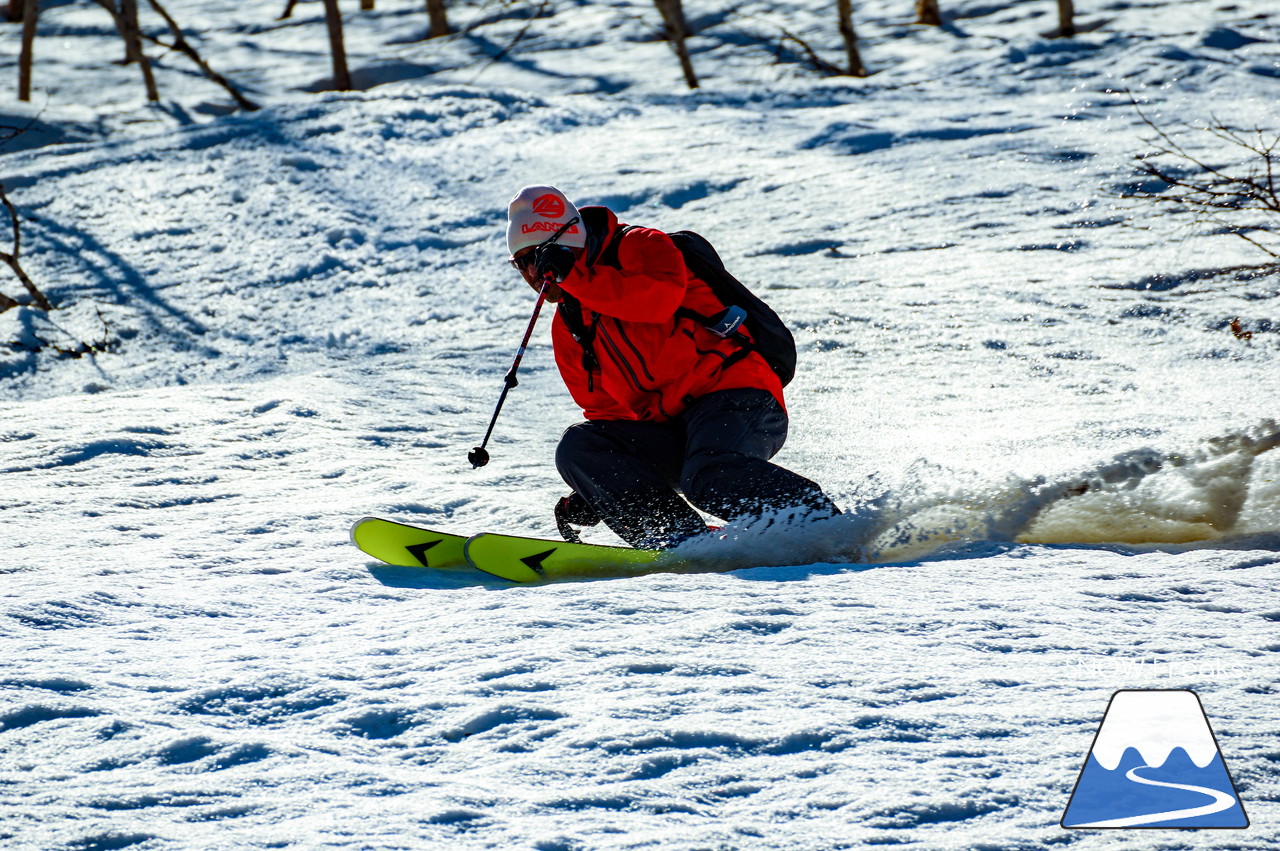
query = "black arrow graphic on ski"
xmin=521 ymin=548 xmax=556 ymax=577
xmin=406 ymin=540 xmax=441 ymax=567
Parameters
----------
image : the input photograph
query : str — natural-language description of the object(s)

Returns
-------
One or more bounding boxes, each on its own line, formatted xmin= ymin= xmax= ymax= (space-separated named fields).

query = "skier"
xmin=506 ymin=185 xmax=840 ymax=549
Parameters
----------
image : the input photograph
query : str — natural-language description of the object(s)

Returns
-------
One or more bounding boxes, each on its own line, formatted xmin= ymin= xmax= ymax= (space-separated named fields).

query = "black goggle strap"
xmin=544 ymin=215 xmax=581 ymax=247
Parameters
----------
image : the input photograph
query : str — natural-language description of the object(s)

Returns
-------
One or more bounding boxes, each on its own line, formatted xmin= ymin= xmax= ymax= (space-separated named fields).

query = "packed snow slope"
xmin=2 ymin=1 xmax=1279 ymax=849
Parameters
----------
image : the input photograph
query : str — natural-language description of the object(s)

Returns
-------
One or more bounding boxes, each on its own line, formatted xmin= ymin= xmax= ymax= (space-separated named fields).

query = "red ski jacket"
xmin=553 ymin=208 xmax=785 ymax=422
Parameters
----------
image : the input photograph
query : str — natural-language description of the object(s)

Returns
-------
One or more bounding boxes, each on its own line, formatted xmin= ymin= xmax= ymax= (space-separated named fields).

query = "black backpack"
xmin=666 ymin=230 xmax=797 ymax=387
xmin=591 ymin=224 xmax=797 ymax=387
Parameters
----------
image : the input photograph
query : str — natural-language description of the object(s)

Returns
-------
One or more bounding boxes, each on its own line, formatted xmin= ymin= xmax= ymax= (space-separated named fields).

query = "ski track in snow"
xmin=1074 ymin=765 xmax=1238 ymax=828
xmin=2 ymin=1 xmax=1279 ymax=849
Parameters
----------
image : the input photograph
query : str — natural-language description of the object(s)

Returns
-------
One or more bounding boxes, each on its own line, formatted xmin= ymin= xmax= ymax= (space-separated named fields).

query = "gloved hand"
xmin=554 ymin=491 xmax=600 ymax=544
xmin=533 ymin=243 xmax=576 ymax=284
xmin=556 ymin=492 xmax=600 ymax=527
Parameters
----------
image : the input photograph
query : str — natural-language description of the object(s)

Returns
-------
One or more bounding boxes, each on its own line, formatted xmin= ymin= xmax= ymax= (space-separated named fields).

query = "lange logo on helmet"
xmin=522 ymin=222 xmax=579 ymax=235
xmin=532 ymin=194 xmax=565 ymax=218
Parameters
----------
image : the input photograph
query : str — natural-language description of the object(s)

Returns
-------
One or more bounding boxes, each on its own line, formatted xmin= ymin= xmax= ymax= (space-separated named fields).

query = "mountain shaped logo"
xmin=1062 ymin=690 xmax=1249 ymax=829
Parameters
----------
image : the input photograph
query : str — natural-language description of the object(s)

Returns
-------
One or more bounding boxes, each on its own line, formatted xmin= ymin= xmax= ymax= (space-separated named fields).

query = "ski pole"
xmin=469 ymin=280 xmax=549 ymax=468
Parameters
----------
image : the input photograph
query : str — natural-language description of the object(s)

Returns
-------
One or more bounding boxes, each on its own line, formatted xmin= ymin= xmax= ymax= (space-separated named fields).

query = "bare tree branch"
xmin=6 ymin=306 xmax=119 ymax=357
xmin=1219 ymin=227 xmax=1279 ymax=259
xmin=773 ymin=25 xmax=843 ymax=76
xmin=0 ymin=181 xmax=53 ymax=312
xmin=1121 ymin=98 xmax=1280 ymax=259
xmin=467 ymin=0 xmax=548 ymax=81
xmin=95 ymin=0 xmax=160 ymax=101
xmin=143 ymin=0 xmax=260 ymax=111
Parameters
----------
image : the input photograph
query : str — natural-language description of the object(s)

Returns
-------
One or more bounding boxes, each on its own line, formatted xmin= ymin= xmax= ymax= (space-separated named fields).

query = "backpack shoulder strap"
xmin=556 ymin=294 xmax=601 ymax=386
xmin=557 ymin=295 xmax=593 ymax=346
xmin=592 ymin=225 xmax=638 ymax=269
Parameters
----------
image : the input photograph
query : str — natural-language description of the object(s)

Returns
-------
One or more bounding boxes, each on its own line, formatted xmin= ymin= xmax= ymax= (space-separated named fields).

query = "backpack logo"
xmin=532 ymin=194 xmax=565 ymax=218
xmin=1062 ymin=690 xmax=1249 ymax=829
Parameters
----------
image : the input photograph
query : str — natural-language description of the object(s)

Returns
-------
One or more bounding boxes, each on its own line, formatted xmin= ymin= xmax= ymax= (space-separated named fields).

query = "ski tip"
xmin=349 ymin=515 xmax=381 ymax=544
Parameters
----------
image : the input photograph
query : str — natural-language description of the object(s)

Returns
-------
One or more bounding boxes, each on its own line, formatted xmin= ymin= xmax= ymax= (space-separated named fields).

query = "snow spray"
xmin=861 ymin=420 xmax=1280 ymax=562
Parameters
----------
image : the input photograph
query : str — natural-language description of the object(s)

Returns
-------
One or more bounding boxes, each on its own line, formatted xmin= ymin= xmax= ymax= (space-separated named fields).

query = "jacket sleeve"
xmin=558 ymin=227 xmax=687 ymax=323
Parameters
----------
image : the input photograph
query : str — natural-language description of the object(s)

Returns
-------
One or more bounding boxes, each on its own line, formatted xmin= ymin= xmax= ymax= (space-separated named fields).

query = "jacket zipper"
xmin=596 ymin=322 xmax=672 ymax=419
xmin=569 ymin=310 xmax=599 ymax=393
xmin=612 ymin=320 xmax=658 ymax=384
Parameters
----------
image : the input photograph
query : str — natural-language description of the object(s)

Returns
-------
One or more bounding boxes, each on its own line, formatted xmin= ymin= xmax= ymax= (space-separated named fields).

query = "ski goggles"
xmin=507 ymin=249 xmax=536 ymax=272
xmin=506 ymin=216 xmax=580 ymax=272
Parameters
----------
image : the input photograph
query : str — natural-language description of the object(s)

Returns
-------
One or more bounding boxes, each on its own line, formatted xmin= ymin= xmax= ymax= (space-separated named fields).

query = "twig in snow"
xmin=467 ymin=0 xmax=549 ymax=82
xmin=0 ymin=181 xmax=52 ymax=313
xmin=773 ymin=25 xmax=844 ymax=76
xmin=1122 ymin=99 xmax=1280 ymax=260
xmin=5 ymin=306 xmax=120 ymax=358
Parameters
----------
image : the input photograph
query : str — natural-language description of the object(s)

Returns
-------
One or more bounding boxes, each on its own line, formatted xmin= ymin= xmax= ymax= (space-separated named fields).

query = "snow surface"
xmin=2 ymin=1 xmax=1279 ymax=848
xmin=1089 ymin=690 xmax=1219 ymax=771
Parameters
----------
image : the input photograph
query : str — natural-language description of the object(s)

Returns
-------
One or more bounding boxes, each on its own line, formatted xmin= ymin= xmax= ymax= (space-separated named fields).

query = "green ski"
xmin=462 ymin=531 xmax=681 ymax=582
xmin=350 ymin=516 xmax=469 ymax=569
xmin=353 ymin=519 xmax=749 ymax=583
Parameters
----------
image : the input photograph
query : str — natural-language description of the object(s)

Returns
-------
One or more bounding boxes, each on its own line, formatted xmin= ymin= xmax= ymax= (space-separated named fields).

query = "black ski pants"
xmin=555 ymin=388 xmax=838 ymax=548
